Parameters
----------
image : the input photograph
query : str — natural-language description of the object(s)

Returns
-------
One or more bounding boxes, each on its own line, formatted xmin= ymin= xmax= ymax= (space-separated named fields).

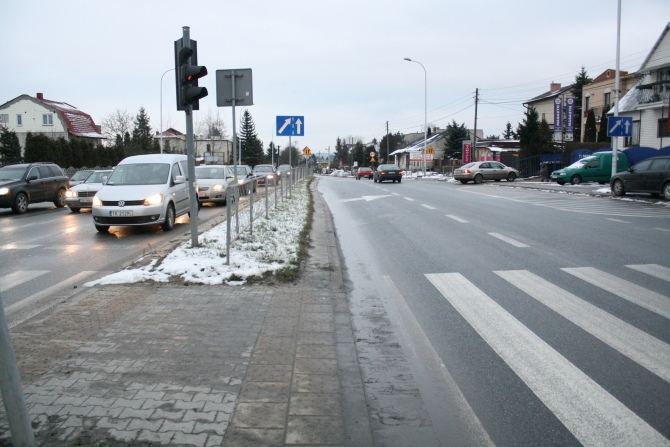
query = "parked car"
xmin=551 ymin=151 xmax=629 ymax=185
xmin=453 ymin=161 xmax=519 ymax=184
xmin=65 ymin=169 xmax=113 ymax=212
xmin=610 ymin=156 xmax=670 ymax=199
xmin=373 ymin=164 xmax=403 ymax=183
xmin=195 ymin=165 xmax=235 ymax=206
xmin=356 ymin=166 xmax=374 ymax=180
xmin=0 ymin=162 xmax=69 ymax=214
xmin=91 ymin=154 xmax=194 ymax=233
xmin=253 ymin=164 xmax=277 ymax=186
xmin=68 ymin=169 xmax=95 ymax=187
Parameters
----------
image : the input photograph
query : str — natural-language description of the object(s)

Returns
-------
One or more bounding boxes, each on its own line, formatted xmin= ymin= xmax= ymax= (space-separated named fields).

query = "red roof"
xmin=36 ymin=96 xmax=103 ymax=139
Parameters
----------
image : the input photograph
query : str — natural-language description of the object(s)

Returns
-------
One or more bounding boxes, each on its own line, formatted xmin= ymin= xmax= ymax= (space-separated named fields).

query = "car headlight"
xmin=65 ymin=190 xmax=77 ymax=198
xmin=212 ymin=184 xmax=224 ymax=191
xmin=267 ymin=174 xmax=274 ymax=179
xmin=144 ymin=194 xmax=164 ymax=206
xmin=92 ymin=196 xmax=102 ymax=207
xmin=0 ymin=187 xmax=10 ymax=196
xmin=238 ymin=179 xmax=245 ymax=185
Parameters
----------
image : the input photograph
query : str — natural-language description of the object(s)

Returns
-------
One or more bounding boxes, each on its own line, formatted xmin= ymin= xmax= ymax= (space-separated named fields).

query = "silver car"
xmin=454 ymin=161 xmax=519 ymax=184
xmin=195 ymin=165 xmax=235 ymax=206
xmin=65 ymin=170 xmax=112 ymax=212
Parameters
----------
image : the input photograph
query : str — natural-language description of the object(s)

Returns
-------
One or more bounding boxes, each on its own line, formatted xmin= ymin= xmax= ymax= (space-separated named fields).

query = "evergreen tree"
xmin=131 ymin=107 xmax=155 ymax=154
xmin=24 ymin=133 xmax=55 ymax=162
xmin=538 ymin=119 xmax=554 ymax=153
xmin=486 ymin=134 xmax=501 ymax=140
xmin=334 ymin=137 xmax=348 ymax=168
xmin=570 ymin=66 xmax=592 ymax=143
xmin=443 ymin=120 xmax=469 ymax=159
xmin=0 ymin=127 xmax=22 ymax=163
xmin=597 ymin=109 xmax=610 ymax=143
xmin=503 ymin=122 xmax=517 ymax=139
xmin=351 ymin=140 xmax=366 ymax=167
xmin=517 ymin=107 xmax=542 ymax=158
xmin=378 ymin=131 xmax=404 ymax=164
xmin=583 ymin=109 xmax=597 ymax=142
xmin=279 ymin=146 xmax=300 ymax=165
xmin=239 ymin=110 xmax=264 ymax=166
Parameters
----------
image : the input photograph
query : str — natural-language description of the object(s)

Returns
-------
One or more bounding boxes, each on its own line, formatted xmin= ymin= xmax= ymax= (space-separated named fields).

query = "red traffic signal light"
xmin=174 ymin=40 xmax=208 ymax=111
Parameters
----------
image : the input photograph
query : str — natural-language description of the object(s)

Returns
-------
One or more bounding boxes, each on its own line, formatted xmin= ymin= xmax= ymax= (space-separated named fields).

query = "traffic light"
xmin=174 ymin=40 xmax=208 ymax=110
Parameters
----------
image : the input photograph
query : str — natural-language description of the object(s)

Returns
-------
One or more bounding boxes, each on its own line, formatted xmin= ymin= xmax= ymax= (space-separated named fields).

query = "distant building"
xmin=153 ymin=128 xmax=233 ymax=164
xmin=524 ymin=83 xmax=574 ymax=143
xmin=0 ymin=93 xmax=104 ymax=156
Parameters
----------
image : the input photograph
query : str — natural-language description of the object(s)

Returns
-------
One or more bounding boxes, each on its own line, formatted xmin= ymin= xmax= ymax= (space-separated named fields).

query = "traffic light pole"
xmin=181 ymin=26 xmax=199 ymax=248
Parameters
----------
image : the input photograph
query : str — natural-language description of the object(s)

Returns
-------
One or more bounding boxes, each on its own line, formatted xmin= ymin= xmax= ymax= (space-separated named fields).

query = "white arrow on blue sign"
xmin=607 ymin=116 xmax=633 ymax=137
xmin=276 ymin=116 xmax=304 ymax=136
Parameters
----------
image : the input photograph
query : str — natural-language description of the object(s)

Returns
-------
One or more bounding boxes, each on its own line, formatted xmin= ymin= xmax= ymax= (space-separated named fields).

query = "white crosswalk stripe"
xmin=425 ymin=266 xmax=670 ymax=446
xmin=0 ymin=270 xmax=49 ymax=292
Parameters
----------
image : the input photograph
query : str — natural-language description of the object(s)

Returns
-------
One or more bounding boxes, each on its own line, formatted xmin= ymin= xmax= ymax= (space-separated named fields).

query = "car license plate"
xmin=110 ymin=210 xmax=133 ymax=217
xmin=79 ymin=198 xmax=92 ymax=203
xmin=198 ymin=191 xmax=207 ymax=198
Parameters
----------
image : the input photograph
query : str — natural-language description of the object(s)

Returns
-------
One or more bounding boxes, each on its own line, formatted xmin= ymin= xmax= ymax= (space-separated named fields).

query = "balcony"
xmin=636 ymin=80 xmax=670 ymax=104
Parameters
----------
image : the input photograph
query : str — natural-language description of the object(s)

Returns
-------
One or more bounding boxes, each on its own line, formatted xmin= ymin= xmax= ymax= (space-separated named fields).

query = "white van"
xmin=92 ymin=154 xmax=193 ymax=233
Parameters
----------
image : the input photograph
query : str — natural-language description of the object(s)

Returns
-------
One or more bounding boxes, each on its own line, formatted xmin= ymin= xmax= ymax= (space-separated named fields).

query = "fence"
xmin=223 ymin=167 xmax=309 ymax=265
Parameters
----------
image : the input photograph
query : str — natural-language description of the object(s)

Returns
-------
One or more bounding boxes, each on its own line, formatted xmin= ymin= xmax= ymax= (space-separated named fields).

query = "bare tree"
xmin=195 ymin=108 xmax=228 ymax=139
xmin=101 ymin=109 xmax=133 ymax=146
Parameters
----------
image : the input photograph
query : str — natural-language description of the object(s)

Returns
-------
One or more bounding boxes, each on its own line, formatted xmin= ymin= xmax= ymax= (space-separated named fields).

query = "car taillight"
xmin=464 ymin=169 xmax=471 ymax=174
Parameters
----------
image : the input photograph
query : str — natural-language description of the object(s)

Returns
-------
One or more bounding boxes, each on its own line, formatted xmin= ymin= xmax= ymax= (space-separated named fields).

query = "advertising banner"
xmin=565 ymin=98 xmax=574 ymax=141
xmin=462 ymin=141 xmax=471 ymax=164
xmin=554 ymin=97 xmax=563 ymax=134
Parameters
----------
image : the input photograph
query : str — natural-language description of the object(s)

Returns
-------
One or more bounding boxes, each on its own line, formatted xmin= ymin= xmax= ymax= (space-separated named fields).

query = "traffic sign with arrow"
xmin=276 ymin=116 xmax=305 ymax=136
xmin=607 ymin=116 xmax=633 ymax=137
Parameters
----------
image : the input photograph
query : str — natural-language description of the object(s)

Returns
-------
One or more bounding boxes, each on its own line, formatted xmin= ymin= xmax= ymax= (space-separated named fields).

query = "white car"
xmin=195 ymin=165 xmax=235 ymax=206
xmin=92 ymin=154 xmax=194 ymax=233
xmin=65 ymin=170 xmax=112 ymax=213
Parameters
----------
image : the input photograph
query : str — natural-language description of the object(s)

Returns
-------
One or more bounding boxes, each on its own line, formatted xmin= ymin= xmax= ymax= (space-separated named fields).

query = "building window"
xmin=603 ymin=92 xmax=611 ymax=108
xmin=0 ymin=114 xmax=8 ymax=125
xmin=659 ymin=118 xmax=669 ymax=138
xmin=43 ymin=114 xmax=53 ymax=125
xmin=17 ymin=114 xmax=22 ymax=126
xmin=585 ymin=96 xmax=590 ymax=110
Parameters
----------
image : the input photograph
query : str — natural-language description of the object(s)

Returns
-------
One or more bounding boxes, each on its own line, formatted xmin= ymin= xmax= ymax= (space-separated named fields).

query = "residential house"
xmin=524 ymin=83 xmax=575 ymax=144
xmin=0 ymin=93 xmax=104 ymax=156
xmin=616 ymin=22 xmax=670 ymax=149
xmin=153 ymin=128 xmax=233 ymax=164
xmin=581 ymin=69 xmax=637 ymax=142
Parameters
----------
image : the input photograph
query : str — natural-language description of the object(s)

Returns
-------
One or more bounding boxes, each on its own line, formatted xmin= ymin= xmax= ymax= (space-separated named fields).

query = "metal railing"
xmin=223 ymin=167 xmax=309 ymax=265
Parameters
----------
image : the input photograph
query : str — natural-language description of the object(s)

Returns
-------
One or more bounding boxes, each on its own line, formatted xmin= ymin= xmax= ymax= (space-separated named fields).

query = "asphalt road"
xmin=0 ymin=200 xmax=234 ymax=328
xmin=318 ymin=176 xmax=670 ymax=446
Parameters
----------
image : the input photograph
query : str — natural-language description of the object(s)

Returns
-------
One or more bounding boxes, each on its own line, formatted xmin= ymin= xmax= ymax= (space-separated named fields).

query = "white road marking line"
xmin=404 ymin=197 xmax=415 ymax=201
xmin=426 ymin=272 xmax=670 ymax=447
xmin=496 ymin=269 xmax=670 ymax=382
xmin=446 ymin=214 xmax=469 ymax=223
xmin=653 ymin=227 xmax=670 ymax=232
xmin=0 ymin=270 xmax=50 ymax=292
xmin=0 ymin=244 xmax=41 ymax=250
xmin=626 ymin=264 xmax=670 ymax=282
xmin=562 ymin=267 xmax=670 ymax=320
xmin=488 ymin=232 xmax=529 ymax=248
xmin=421 ymin=204 xmax=436 ymax=210
xmin=607 ymin=218 xmax=630 ymax=223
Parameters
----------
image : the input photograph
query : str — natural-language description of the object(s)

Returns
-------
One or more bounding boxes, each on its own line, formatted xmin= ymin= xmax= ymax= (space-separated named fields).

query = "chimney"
xmin=36 ymin=93 xmax=44 ymax=100
xmin=550 ymin=83 xmax=561 ymax=93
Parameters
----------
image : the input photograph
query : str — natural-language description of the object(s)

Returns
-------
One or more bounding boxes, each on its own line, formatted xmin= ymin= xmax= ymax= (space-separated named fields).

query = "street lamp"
xmin=160 ymin=68 xmax=175 ymax=154
xmin=404 ymin=57 xmax=427 ymax=177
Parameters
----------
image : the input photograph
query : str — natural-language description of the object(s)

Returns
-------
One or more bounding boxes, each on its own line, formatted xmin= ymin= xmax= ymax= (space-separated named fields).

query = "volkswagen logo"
xmin=118 ymin=200 xmax=125 ymax=207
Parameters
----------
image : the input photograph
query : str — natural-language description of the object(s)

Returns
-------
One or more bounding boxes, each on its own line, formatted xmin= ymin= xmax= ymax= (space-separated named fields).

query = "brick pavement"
xmin=0 ymin=179 xmax=373 ymax=446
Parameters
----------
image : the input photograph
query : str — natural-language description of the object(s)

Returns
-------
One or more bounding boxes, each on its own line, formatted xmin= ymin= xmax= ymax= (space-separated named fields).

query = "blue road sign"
xmin=607 ymin=116 xmax=633 ymax=137
xmin=276 ymin=116 xmax=304 ymax=136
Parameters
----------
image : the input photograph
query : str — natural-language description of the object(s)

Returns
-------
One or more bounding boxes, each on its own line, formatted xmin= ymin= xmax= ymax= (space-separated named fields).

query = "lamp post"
xmin=404 ymin=57 xmax=427 ymax=177
xmin=160 ymin=68 xmax=175 ymax=154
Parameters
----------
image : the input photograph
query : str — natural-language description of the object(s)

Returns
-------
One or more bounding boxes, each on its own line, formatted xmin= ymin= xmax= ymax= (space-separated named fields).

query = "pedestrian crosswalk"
xmin=425 ymin=264 xmax=670 ymax=446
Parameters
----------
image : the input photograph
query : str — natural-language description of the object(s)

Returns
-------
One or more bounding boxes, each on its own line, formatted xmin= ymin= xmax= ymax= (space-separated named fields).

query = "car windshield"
xmin=278 ymin=165 xmax=291 ymax=171
xmin=234 ymin=167 xmax=248 ymax=175
xmin=71 ymin=171 xmax=93 ymax=181
xmin=85 ymin=171 xmax=112 ymax=183
xmin=196 ymin=167 xmax=227 ymax=179
xmin=106 ymin=163 xmax=170 ymax=185
xmin=0 ymin=167 xmax=27 ymax=181
xmin=255 ymin=166 xmax=274 ymax=173
xmin=567 ymin=158 xmax=592 ymax=169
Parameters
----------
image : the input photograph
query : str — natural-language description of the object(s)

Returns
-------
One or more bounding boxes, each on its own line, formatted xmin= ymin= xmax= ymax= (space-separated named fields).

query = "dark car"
xmin=0 ymin=162 xmax=70 ymax=214
xmin=610 ymin=156 xmax=670 ymax=199
xmin=356 ymin=167 xmax=374 ymax=180
xmin=373 ymin=164 xmax=403 ymax=183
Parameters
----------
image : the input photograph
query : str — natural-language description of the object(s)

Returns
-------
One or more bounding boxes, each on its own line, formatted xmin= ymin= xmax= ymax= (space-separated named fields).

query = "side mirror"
xmin=102 ymin=176 xmax=109 ymax=184
xmin=27 ymin=175 xmax=38 ymax=182
xmin=174 ymin=175 xmax=186 ymax=185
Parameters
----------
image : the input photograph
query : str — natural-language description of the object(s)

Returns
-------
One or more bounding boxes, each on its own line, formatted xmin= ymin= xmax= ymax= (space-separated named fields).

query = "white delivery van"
xmin=92 ymin=154 xmax=194 ymax=233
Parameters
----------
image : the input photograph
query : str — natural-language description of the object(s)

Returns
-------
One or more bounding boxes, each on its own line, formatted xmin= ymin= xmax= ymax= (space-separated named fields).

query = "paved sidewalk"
xmin=0 ymin=180 xmax=373 ymax=446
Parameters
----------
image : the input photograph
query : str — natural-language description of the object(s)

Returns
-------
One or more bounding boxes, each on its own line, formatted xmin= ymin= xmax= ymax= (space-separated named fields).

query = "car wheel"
xmin=12 ymin=192 xmax=29 ymax=214
xmin=398 ymin=178 xmax=401 ymax=183
xmin=570 ymin=175 xmax=582 ymax=185
xmin=54 ymin=188 xmax=66 ymax=207
xmin=611 ymin=179 xmax=626 ymax=196
xmin=557 ymin=181 xmax=566 ymax=185
xmin=663 ymin=182 xmax=670 ymax=200
xmin=460 ymin=180 xmax=468 ymax=184
xmin=69 ymin=207 xmax=81 ymax=213
xmin=507 ymin=172 xmax=517 ymax=182
xmin=95 ymin=225 xmax=109 ymax=233
xmin=161 ymin=204 xmax=176 ymax=231
xmin=474 ymin=174 xmax=484 ymax=184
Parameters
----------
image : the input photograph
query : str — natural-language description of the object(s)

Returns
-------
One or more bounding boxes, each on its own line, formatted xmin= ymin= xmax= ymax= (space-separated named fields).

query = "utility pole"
xmin=473 ymin=88 xmax=479 ymax=163
xmin=386 ymin=121 xmax=389 ymax=163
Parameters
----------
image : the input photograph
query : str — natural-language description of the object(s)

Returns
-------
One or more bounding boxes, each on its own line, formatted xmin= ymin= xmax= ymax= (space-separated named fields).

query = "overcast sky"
xmin=2 ymin=1 xmax=668 ymax=156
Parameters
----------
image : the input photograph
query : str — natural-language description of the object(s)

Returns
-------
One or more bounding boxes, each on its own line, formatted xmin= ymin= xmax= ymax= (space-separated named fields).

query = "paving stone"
xmin=285 ymin=415 xmax=345 ymax=445
xmin=230 ymin=402 xmax=287 ymax=429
